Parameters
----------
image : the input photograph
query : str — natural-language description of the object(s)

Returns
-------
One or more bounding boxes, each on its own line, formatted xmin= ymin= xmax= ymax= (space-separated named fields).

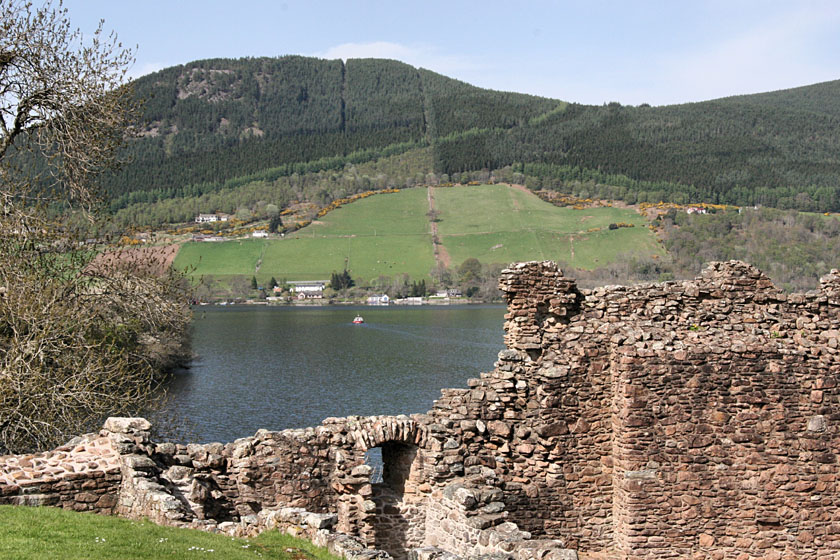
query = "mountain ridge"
xmin=103 ymin=55 xmax=840 ymax=217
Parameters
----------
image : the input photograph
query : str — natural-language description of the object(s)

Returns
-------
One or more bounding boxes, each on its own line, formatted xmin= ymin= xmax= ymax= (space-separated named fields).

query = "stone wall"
xmin=0 ymin=429 xmax=121 ymax=513
xmin=2 ymin=260 xmax=839 ymax=560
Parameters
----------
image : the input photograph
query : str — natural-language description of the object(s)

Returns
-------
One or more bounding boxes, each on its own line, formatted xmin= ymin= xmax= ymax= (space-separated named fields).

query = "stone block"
xmin=103 ymin=417 xmax=151 ymax=433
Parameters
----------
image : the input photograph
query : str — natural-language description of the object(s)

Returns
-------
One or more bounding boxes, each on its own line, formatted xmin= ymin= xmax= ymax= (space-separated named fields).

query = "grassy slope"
xmin=175 ymin=187 xmax=435 ymax=283
xmin=174 ymin=185 xmax=664 ymax=284
xmin=0 ymin=505 xmax=337 ymax=560
xmin=435 ymin=184 xmax=661 ymax=268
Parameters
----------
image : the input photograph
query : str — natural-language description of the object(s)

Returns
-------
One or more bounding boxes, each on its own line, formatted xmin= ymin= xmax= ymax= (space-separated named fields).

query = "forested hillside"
xmin=100 ymin=56 xmax=840 ymax=218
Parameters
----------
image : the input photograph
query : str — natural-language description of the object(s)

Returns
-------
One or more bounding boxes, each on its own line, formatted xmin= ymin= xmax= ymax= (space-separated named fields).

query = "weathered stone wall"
xmin=424 ymin=262 xmax=615 ymax=549
xmin=2 ymin=260 xmax=839 ymax=560
xmin=609 ymin=264 xmax=840 ymax=559
xmin=0 ymin=430 xmax=121 ymax=513
xmin=418 ymin=260 xmax=840 ymax=558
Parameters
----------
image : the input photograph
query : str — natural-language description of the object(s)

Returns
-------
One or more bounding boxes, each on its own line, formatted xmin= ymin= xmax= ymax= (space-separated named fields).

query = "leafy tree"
xmin=329 ymin=269 xmax=354 ymax=290
xmin=0 ymin=1 xmax=190 ymax=453
xmin=410 ymin=279 xmax=426 ymax=297
xmin=458 ymin=258 xmax=483 ymax=283
xmin=268 ymin=214 xmax=284 ymax=233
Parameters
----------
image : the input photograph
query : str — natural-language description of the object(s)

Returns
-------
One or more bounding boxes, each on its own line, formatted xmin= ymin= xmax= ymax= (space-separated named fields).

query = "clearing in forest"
xmin=173 ymin=184 xmax=664 ymax=284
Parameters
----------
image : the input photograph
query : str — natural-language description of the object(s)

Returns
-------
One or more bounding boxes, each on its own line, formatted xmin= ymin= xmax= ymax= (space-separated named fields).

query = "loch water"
xmin=161 ymin=305 xmax=506 ymax=444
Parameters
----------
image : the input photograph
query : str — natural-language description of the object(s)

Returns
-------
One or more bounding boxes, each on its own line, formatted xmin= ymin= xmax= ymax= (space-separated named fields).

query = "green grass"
xmin=174 ymin=239 xmax=266 ymax=276
xmin=0 ymin=505 xmax=339 ymax=560
xmin=555 ymin=226 xmax=664 ymax=269
xmin=175 ymin=187 xmax=436 ymax=285
xmin=314 ymin=188 xmax=430 ymax=236
xmin=436 ymin=184 xmax=661 ymax=268
xmin=257 ymin=187 xmax=435 ymax=281
xmin=434 ymin=184 xmax=648 ymax=236
xmin=258 ymin=234 xmax=434 ymax=282
xmin=173 ymin=184 xmax=664 ymax=287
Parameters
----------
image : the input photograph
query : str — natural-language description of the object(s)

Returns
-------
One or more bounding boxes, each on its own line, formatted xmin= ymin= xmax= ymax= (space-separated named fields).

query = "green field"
xmin=174 ymin=184 xmax=664 ymax=286
xmin=436 ymin=184 xmax=660 ymax=269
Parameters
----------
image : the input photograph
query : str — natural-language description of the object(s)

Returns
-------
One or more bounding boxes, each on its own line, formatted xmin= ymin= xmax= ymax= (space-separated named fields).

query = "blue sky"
xmin=63 ymin=1 xmax=840 ymax=106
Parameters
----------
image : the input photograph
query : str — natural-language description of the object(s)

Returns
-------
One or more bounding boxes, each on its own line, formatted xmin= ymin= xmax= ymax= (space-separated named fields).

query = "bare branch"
xmin=0 ymin=1 xmax=190 ymax=454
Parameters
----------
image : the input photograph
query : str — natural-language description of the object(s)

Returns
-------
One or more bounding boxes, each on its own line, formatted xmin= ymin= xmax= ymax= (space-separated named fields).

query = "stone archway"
xmin=342 ymin=416 xmax=430 ymax=560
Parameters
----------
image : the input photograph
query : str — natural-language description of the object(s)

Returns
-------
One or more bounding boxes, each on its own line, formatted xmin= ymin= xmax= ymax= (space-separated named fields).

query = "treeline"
xmin=434 ymin=95 xmax=840 ymax=210
xmin=105 ymin=57 xmax=565 ymax=211
xmin=108 ymin=138 xmax=425 ymax=210
xmin=101 ymin=56 xmax=840 ymax=220
xmin=418 ymin=69 xmax=559 ymax=138
xmin=112 ymin=147 xmax=434 ymax=228
xmin=662 ymin=207 xmax=840 ymax=291
xmin=103 ymin=57 xmax=434 ymax=205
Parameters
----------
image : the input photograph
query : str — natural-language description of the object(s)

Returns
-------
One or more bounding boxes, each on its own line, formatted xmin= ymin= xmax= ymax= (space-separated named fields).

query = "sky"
xmin=61 ymin=0 xmax=840 ymax=107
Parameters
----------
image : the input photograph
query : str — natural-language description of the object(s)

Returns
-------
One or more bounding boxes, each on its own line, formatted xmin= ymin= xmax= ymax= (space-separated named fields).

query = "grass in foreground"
xmin=0 ymin=505 xmax=339 ymax=560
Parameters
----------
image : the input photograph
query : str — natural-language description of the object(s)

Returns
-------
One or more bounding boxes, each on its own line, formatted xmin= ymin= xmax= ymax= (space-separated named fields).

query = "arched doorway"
xmin=364 ymin=441 xmax=426 ymax=559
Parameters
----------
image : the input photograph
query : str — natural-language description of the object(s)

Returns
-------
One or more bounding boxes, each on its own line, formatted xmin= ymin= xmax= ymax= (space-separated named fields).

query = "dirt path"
xmin=508 ymin=183 xmax=531 ymax=195
xmin=427 ymin=186 xmax=451 ymax=268
xmin=508 ymin=184 xmax=523 ymax=211
xmin=255 ymin=241 xmax=268 ymax=274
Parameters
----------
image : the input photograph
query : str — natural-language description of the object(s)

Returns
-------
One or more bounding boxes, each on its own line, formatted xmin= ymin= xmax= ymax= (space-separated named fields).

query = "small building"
xmin=686 ymin=206 xmax=708 ymax=215
xmin=366 ymin=294 xmax=390 ymax=306
xmin=297 ymin=290 xmax=324 ymax=300
xmin=252 ymin=231 xmax=268 ymax=238
xmin=195 ymin=213 xmax=231 ymax=223
xmin=289 ymin=281 xmax=328 ymax=293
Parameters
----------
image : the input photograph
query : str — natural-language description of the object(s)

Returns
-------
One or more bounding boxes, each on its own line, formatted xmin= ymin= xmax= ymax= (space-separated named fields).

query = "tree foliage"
xmin=91 ymin=55 xmax=840 ymax=220
xmin=0 ymin=1 xmax=190 ymax=453
xmin=329 ymin=269 xmax=354 ymax=291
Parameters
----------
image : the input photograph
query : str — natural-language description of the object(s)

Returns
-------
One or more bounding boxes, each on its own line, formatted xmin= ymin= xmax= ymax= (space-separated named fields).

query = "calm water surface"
xmin=162 ymin=305 xmax=505 ymax=443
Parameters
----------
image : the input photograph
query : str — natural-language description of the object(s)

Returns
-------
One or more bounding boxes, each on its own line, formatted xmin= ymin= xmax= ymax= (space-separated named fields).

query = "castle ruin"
xmin=2 ymin=260 xmax=839 ymax=559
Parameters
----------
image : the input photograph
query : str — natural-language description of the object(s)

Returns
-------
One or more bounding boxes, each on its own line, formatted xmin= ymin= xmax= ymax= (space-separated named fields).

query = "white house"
xmin=297 ymin=290 xmax=324 ymax=300
xmin=252 ymin=231 xmax=268 ymax=238
xmin=289 ymin=280 xmax=328 ymax=293
xmin=195 ymin=213 xmax=230 ymax=223
xmin=366 ymin=294 xmax=390 ymax=306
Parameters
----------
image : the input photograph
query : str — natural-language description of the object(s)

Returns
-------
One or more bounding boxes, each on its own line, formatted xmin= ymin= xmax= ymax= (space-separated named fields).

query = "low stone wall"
xmin=0 ymin=430 xmax=120 ymax=512
xmin=2 ymin=260 xmax=839 ymax=559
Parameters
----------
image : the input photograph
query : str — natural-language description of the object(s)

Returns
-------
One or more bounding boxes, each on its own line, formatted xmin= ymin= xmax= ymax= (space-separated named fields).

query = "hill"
xmin=100 ymin=56 xmax=840 ymax=222
xmin=173 ymin=184 xmax=663 ymax=291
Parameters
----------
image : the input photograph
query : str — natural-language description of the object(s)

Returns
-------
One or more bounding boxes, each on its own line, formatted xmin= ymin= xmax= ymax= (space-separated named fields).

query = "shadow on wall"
xmin=368 ymin=442 xmax=423 ymax=560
